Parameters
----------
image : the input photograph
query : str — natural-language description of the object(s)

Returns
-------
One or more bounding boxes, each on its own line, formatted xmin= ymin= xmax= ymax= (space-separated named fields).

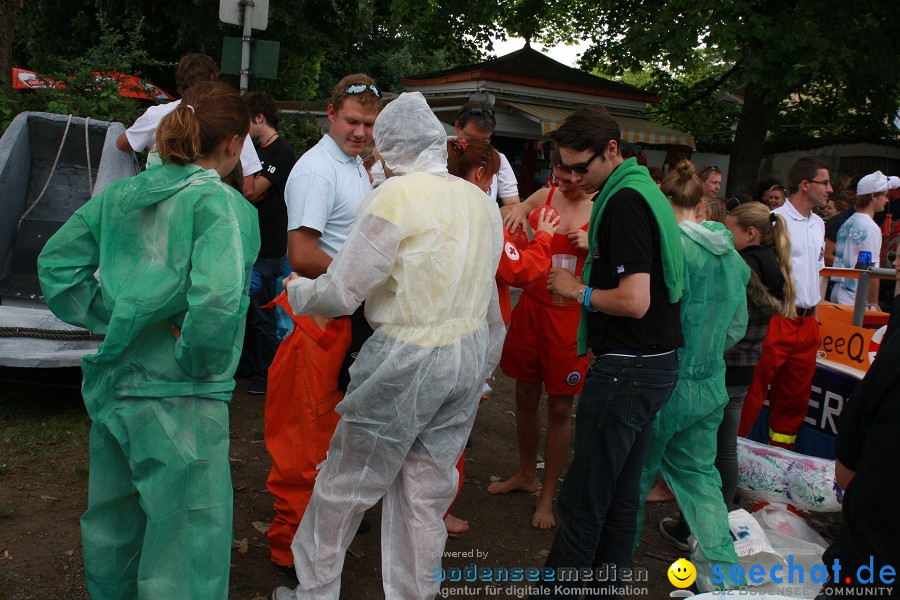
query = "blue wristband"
xmin=582 ymin=286 xmax=596 ymax=312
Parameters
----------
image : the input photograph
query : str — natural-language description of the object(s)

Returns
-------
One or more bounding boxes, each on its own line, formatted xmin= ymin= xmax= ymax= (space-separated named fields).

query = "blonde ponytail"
xmin=728 ymin=203 xmax=797 ymax=318
xmin=771 ymin=214 xmax=797 ymax=318
xmin=157 ymin=103 xmax=202 ymax=165
xmin=156 ymin=81 xmax=250 ymax=166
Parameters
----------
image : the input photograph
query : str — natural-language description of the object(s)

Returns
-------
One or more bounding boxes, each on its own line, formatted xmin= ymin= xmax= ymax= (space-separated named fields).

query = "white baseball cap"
xmin=856 ymin=170 xmax=893 ymax=195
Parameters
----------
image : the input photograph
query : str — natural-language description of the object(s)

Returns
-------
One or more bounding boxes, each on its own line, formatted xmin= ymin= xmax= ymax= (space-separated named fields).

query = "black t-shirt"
xmin=254 ymin=137 xmax=294 ymax=259
xmin=587 ymin=188 xmax=684 ymax=354
xmin=822 ymin=292 xmax=900 ymax=580
xmin=825 ymin=209 xmax=854 ymax=242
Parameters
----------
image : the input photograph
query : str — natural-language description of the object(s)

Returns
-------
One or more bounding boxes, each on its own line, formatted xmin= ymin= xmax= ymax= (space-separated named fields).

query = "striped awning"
xmin=615 ymin=115 xmax=695 ymax=149
xmin=502 ymin=101 xmax=695 ymax=149
xmin=502 ymin=101 xmax=574 ymax=136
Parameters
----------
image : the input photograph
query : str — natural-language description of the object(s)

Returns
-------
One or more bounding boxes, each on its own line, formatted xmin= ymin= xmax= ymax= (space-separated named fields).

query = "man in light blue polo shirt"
xmin=265 ymin=74 xmax=381 ymax=577
xmin=285 ymin=88 xmax=377 ymax=269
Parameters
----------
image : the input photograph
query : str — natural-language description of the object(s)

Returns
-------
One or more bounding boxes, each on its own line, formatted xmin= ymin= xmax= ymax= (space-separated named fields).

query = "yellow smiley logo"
xmin=667 ymin=558 xmax=696 ymax=588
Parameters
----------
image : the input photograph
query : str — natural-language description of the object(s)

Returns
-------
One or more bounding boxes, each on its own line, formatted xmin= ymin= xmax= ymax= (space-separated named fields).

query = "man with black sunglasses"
xmin=534 ymin=104 xmax=685 ymax=599
xmin=453 ymin=101 xmax=520 ymax=206
xmin=265 ymin=73 xmax=381 ymax=577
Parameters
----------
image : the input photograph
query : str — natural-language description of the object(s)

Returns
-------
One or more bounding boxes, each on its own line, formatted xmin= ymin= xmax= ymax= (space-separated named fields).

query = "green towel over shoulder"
xmin=577 ymin=157 xmax=684 ymax=355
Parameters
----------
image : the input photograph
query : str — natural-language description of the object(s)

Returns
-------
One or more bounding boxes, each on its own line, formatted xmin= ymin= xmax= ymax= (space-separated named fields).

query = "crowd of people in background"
xmin=33 ymin=52 xmax=900 ymax=600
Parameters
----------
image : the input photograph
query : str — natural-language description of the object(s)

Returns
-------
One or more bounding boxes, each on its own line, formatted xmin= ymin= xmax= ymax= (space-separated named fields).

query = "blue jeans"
xmin=240 ymin=255 xmax=283 ymax=384
xmin=534 ymin=351 xmax=678 ymax=599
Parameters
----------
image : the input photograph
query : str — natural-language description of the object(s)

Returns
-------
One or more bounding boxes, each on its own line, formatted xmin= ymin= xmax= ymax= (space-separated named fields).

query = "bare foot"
xmin=444 ymin=513 xmax=470 ymax=533
xmin=487 ymin=473 xmax=538 ymax=495
xmin=531 ymin=496 xmax=556 ymax=529
xmin=646 ymin=478 xmax=675 ymax=503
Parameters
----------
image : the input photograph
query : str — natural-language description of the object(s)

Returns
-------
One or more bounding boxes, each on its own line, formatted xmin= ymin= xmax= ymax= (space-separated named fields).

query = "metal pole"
xmin=239 ymin=0 xmax=254 ymax=93
xmin=852 ymin=270 xmax=871 ymax=328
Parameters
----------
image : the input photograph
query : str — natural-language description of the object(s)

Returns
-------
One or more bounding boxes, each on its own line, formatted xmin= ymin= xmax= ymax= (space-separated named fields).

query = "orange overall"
xmin=264 ymin=292 xmax=352 ymax=567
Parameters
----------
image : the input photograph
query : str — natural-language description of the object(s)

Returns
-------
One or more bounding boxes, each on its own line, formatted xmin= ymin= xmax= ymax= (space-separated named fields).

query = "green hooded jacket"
xmin=677 ymin=220 xmax=749 ymax=383
xmin=38 ymin=163 xmax=260 ymax=409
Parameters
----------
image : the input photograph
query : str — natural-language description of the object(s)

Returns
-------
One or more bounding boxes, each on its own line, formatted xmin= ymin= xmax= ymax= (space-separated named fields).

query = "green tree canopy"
xmin=564 ymin=0 xmax=900 ymax=193
xmin=10 ymin=0 xmax=512 ymax=100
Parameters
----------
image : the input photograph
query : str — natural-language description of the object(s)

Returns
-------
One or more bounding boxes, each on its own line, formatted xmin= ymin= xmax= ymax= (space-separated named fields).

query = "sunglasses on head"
xmin=556 ymin=150 xmax=603 ymax=175
xmin=725 ymin=196 xmax=753 ymax=211
xmin=768 ymin=185 xmax=786 ymax=193
xmin=699 ymin=165 xmax=721 ymax=175
xmin=465 ymin=107 xmax=494 ymax=117
xmin=338 ymin=83 xmax=381 ymax=100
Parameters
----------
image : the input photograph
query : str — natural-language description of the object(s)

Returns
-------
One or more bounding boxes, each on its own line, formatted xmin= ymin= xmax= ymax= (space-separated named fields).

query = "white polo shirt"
xmin=125 ymin=99 xmax=262 ymax=177
xmin=774 ymin=199 xmax=825 ymax=309
xmin=487 ymin=151 xmax=519 ymax=202
xmin=448 ymin=136 xmax=518 ymax=203
xmin=284 ymin=134 xmax=371 ymax=258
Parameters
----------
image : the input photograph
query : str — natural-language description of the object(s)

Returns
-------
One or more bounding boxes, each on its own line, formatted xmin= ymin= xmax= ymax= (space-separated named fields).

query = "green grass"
xmin=0 ymin=383 xmax=90 ymax=475
xmin=72 ymin=461 xmax=90 ymax=478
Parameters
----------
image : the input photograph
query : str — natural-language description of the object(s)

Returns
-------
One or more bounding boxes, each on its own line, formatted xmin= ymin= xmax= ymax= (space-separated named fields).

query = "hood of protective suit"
xmin=117 ymin=163 xmax=218 ymax=213
xmin=679 ymin=220 xmax=735 ymax=256
xmin=374 ymin=92 xmax=448 ymax=177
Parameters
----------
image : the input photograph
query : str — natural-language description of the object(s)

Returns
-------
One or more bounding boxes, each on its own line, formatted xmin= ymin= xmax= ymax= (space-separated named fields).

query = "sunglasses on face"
xmin=556 ymin=150 xmax=603 ymax=175
xmin=888 ymin=250 xmax=897 ymax=263
xmin=338 ymin=83 xmax=382 ymax=100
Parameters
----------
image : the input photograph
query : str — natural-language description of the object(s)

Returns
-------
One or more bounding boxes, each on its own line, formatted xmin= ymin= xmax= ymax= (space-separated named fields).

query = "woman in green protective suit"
xmin=634 ymin=160 xmax=750 ymax=584
xmin=38 ymin=81 xmax=260 ymax=600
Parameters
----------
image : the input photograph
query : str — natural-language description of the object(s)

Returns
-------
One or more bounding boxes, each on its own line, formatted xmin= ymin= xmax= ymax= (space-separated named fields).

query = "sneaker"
xmin=274 ymin=563 xmax=296 ymax=581
xmin=272 ymin=586 xmax=296 ymax=600
xmin=659 ymin=515 xmax=691 ymax=552
xmin=357 ymin=518 xmax=371 ymax=534
xmin=248 ymin=378 xmax=267 ymax=395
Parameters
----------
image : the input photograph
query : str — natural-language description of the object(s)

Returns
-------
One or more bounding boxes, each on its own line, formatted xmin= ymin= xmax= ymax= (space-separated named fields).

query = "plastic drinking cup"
xmin=551 ymin=254 xmax=577 ymax=305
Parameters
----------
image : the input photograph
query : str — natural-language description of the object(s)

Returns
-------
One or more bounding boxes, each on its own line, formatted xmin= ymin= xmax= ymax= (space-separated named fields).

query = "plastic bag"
xmin=752 ymin=503 xmax=828 ymax=548
xmin=692 ymin=508 xmax=826 ymax=599
xmin=273 ymin=256 xmax=294 ymax=341
xmin=693 ymin=508 xmax=785 ymax=591
xmin=737 ymin=437 xmax=842 ymax=512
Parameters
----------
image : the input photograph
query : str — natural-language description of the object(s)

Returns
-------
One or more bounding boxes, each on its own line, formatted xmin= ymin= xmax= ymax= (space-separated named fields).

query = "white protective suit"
xmin=284 ymin=92 xmax=505 ymax=600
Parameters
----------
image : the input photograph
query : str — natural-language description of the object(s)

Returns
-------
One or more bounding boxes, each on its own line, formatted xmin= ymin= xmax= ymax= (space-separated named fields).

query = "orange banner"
xmin=817 ymin=318 xmax=877 ymax=371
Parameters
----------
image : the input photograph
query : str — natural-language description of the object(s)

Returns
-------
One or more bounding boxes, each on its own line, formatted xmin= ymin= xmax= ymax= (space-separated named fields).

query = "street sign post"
xmin=219 ymin=0 xmax=268 ymax=30
xmin=218 ymin=0 xmax=270 ymax=91
xmin=221 ymin=38 xmax=280 ymax=80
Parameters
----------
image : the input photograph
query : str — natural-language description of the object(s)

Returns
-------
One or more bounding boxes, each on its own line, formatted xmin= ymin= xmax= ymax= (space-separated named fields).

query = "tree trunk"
xmin=726 ymin=85 xmax=779 ymax=197
xmin=0 ymin=0 xmax=17 ymax=86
